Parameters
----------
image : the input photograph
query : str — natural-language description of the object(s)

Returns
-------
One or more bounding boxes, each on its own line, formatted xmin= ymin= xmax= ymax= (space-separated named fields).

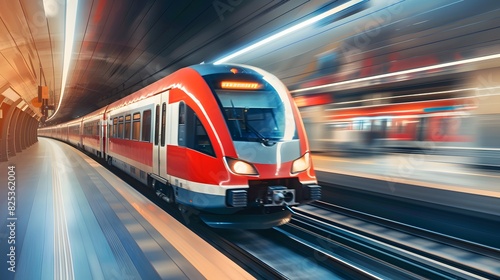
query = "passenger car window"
xmin=161 ymin=103 xmax=166 ymax=147
xmin=118 ymin=116 xmax=124 ymax=138
xmin=132 ymin=113 xmax=141 ymax=140
xmin=142 ymin=109 xmax=152 ymax=142
xmin=178 ymin=102 xmax=214 ymax=157
xmin=154 ymin=105 xmax=160 ymax=145
xmin=124 ymin=115 xmax=131 ymax=139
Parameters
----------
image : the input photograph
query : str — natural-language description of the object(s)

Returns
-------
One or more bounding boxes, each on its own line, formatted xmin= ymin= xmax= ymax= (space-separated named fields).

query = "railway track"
xmin=189 ymin=222 xmax=290 ymax=280
xmin=282 ymin=201 xmax=500 ymax=279
xmin=100 ymin=153 xmax=499 ymax=279
xmin=192 ymin=223 xmax=381 ymax=279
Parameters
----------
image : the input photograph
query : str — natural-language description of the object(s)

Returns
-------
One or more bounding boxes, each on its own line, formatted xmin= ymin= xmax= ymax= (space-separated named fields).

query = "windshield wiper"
xmin=244 ymin=116 xmax=275 ymax=147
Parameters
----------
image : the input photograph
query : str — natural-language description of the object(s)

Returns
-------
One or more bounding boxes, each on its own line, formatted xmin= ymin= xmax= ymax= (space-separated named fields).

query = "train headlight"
xmin=291 ymin=153 xmax=310 ymax=174
xmin=224 ymin=157 xmax=259 ymax=175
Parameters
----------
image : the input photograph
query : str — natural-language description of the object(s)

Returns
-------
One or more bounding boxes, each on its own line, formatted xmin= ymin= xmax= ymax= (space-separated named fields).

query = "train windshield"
xmin=213 ymin=87 xmax=298 ymax=144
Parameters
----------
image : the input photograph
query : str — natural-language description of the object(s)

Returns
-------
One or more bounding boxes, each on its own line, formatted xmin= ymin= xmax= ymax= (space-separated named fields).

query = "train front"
xmin=193 ymin=64 xmax=321 ymax=229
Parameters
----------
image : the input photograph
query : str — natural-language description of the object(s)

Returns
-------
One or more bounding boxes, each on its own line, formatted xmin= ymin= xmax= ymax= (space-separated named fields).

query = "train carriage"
xmin=82 ymin=107 xmax=106 ymax=158
xmin=106 ymin=93 xmax=156 ymax=184
xmin=39 ymin=64 xmax=321 ymax=229
xmin=306 ymin=97 xmax=475 ymax=152
xmin=66 ymin=118 xmax=83 ymax=148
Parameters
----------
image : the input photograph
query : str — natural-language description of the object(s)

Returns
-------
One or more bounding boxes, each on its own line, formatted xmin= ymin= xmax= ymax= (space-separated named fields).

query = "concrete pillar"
xmin=9 ymin=108 xmax=21 ymax=155
xmin=28 ymin=117 xmax=37 ymax=146
xmin=19 ymin=112 xmax=28 ymax=150
xmin=0 ymin=99 xmax=22 ymax=161
xmin=0 ymin=97 xmax=5 ymax=161
xmin=32 ymin=118 xmax=38 ymax=145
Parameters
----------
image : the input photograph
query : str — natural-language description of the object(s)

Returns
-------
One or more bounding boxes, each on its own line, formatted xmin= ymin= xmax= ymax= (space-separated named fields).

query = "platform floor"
xmin=0 ymin=138 xmax=254 ymax=280
xmin=312 ymin=152 xmax=500 ymax=217
xmin=313 ymin=152 xmax=500 ymax=198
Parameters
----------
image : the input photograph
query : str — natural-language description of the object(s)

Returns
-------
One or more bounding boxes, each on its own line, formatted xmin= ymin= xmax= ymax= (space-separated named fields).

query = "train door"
xmin=106 ymin=115 xmax=112 ymax=159
xmin=152 ymin=90 xmax=169 ymax=179
xmin=100 ymin=115 xmax=106 ymax=158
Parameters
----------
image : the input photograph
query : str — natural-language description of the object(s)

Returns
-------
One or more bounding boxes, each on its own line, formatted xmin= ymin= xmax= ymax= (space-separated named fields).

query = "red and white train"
xmin=39 ymin=64 xmax=321 ymax=229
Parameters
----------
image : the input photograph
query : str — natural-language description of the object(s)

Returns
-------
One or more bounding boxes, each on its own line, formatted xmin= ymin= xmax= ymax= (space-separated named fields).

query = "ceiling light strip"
xmin=47 ymin=0 xmax=78 ymax=121
xmin=213 ymin=0 xmax=365 ymax=65
xmin=291 ymin=53 xmax=500 ymax=94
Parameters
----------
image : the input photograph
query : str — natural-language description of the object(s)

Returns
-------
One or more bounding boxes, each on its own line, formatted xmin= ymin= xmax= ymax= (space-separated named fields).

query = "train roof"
xmin=82 ymin=106 xmax=108 ymax=121
xmin=67 ymin=63 xmax=270 ymax=122
xmin=189 ymin=63 xmax=264 ymax=76
xmin=104 ymin=63 xmax=266 ymax=113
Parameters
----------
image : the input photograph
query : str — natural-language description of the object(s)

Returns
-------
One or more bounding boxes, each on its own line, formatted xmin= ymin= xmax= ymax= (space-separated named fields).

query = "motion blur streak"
xmin=213 ymin=0 xmax=366 ymax=64
xmin=47 ymin=0 xmax=78 ymax=121
xmin=291 ymin=53 xmax=500 ymax=93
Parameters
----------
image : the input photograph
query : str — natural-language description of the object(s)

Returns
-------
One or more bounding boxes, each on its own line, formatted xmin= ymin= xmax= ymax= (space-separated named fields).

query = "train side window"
xmin=161 ymin=103 xmax=166 ymax=147
xmin=178 ymin=102 xmax=186 ymax=146
xmin=439 ymin=118 xmax=450 ymax=135
xmin=179 ymin=103 xmax=214 ymax=157
xmin=154 ymin=105 xmax=160 ymax=145
xmin=142 ymin=109 xmax=152 ymax=142
xmin=118 ymin=116 xmax=124 ymax=138
xmin=113 ymin=117 xmax=118 ymax=137
xmin=179 ymin=102 xmax=185 ymax=125
xmin=456 ymin=117 xmax=472 ymax=135
xmin=353 ymin=120 xmax=362 ymax=130
xmin=124 ymin=114 xmax=132 ymax=139
xmin=193 ymin=116 xmax=215 ymax=156
xmin=397 ymin=121 xmax=404 ymax=133
xmin=132 ymin=112 xmax=141 ymax=140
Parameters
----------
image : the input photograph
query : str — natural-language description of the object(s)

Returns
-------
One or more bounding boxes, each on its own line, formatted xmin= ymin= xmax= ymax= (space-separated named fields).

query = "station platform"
xmin=0 ymin=138 xmax=254 ymax=280
xmin=312 ymin=152 xmax=500 ymax=216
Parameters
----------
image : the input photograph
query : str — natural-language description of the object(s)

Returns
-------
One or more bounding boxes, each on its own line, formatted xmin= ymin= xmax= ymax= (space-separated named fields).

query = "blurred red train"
xmin=39 ymin=64 xmax=321 ymax=229
xmin=302 ymin=97 xmax=475 ymax=152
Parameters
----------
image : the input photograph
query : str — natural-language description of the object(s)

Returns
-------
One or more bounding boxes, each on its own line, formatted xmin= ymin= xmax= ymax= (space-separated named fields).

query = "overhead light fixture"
xmin=292 ymin=53 xmax=500 ymax=94
xmin=47 ymin=0 xmax=78 ymax=121
xmin=1 ymin=87 xmax=21 ymax=102
xmin=20 ymin=103 xmax=30 ymax=111
xmin=213 ymin=0 xmax=365 ymax=65
xmin=43 ymin=0 xmax=59 ymax=18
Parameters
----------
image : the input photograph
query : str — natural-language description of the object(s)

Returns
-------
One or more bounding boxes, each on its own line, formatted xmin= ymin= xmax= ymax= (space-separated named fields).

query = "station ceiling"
xmin=1 ymin=0 xmax=346 ymax=124
xmin=1 ymin=0 xmax=499 ymax=125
